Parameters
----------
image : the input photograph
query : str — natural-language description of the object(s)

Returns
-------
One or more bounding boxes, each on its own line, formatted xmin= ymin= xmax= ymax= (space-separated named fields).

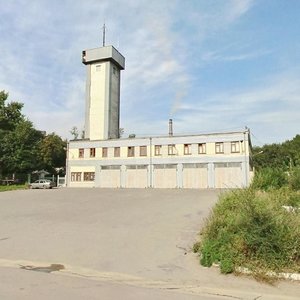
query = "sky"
xmin=1 ymin=0 xmax=300 ymax=145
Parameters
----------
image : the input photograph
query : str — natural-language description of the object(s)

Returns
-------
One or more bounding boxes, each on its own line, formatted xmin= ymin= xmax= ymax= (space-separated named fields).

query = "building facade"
xmin=67 ymin=130 xmax=253 ymax=188
xmin=66 ymin=42 xmax=253 ymax=189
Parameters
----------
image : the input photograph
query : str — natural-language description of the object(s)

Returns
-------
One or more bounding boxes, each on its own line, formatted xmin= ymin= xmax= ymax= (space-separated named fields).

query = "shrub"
xmin=288 ymin=167 xmax=300 ymax=191
xmin=196 ymin=188 xmax=300 ymax=280
xmin=251 ymin=168 xmax=287 ymax=191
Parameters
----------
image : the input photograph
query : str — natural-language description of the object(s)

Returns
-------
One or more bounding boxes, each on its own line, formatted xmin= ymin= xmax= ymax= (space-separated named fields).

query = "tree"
xmin=1 ymin=119 xmax=44 ymax=176
xmin=0 ymin=91 xmax=24 ymax=131
xmin=253 ymin=135 xmax=300 ymax=171
xmin=0 ymin=90 xmax=66 ymax=180
xmin=39 ymin=133 xmax=67 ymax=173
xmin=70 ymin=126 xmax=79 ymax=140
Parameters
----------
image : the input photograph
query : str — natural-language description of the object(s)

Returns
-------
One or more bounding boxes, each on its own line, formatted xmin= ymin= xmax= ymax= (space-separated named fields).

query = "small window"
xmin=198 ymin=143 xmax=206 ymax=154
xmin=71 ymin=172 xmax=81 ymax=182
xmin=113 ymin=66 xmax=117 ymax=74
xmin=90 ymin=148 xmax=95 ymax=157
xmin=84 ymin=172 xmax=95 ymax=181
xmin=184 ymin=144 xmax=191 ymax=155
xmin=128 ymin=146 xmax=135 ymax=157
xmin=96 ymin=64 xmax=101 ymax=71
xmin=155 ymin=145 xmax=162 ymax=156
xmin=102 ymin=147 xmax=108 ymax=157
xmin=168 ymin=144 xmax=175 ymax=155
xmin=79 ymin=148 xmax=84 ymax=158
xmin=140 ymin=146 xmax=147 ymax=156
xmin=114 ymin=147 xmax=120 ymax=157
xmin=231 ymin=141 xmax=240 ymax=153
xmin=215 ymin=142 xmax=224 ymax=154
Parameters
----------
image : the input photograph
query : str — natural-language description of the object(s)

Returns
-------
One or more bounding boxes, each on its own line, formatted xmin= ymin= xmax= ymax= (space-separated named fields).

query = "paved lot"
xmin=0 ymin=188 xmax=299 ymax=299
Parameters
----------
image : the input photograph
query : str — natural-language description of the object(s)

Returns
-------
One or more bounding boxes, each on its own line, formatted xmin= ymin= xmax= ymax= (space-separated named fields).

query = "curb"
xmin=236 ymin=267 xmax=300 ymax=281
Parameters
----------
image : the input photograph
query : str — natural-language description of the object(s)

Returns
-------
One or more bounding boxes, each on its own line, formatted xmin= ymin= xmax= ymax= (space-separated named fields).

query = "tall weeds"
xmin=197 ymin=188 xmax=300 ymax=280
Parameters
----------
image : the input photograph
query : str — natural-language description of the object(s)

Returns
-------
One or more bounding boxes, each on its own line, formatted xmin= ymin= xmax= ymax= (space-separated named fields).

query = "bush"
xmin=289 ymin=167 xmax=300 ymax=191
xmin=251 ymin=168 xmax=287 ymax=191
xmin=196 ymin=188 xmax=300 ymax=280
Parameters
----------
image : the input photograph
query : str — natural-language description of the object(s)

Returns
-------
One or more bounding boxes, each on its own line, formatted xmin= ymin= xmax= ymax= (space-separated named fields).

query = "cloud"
xmin=1 ymin=0 xmax=298 ymax=145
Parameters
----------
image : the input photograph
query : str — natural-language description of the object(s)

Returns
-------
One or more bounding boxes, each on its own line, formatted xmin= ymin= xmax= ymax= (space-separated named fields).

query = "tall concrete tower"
xmin=82 ymin=46 xmax=125 ymax=140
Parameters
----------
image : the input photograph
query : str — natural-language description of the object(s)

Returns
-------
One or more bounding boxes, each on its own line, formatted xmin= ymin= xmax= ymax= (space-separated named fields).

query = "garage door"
xmin=125 ymin=165 xmax=148 ymax=188
xmin=214 ymin=162 xmax=243 ymax=188
xmin=100 ymin=165 xmax=121 ymax=188
xmin=153 ymin=164 xmax=177 ymax=188
xmin=182 ymin=163 xmax=208 ymax=188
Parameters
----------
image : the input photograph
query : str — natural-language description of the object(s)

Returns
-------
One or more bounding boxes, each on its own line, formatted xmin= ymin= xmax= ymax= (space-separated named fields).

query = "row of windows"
xmin=78 ymin=142 xmax=241 ymax=158
xmin=71 ymin=172 xmax=95 ymax=182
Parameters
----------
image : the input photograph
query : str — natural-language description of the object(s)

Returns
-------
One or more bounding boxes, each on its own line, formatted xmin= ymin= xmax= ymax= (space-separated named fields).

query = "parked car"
xmin=29 ymin=179 xmax=55 ymax=189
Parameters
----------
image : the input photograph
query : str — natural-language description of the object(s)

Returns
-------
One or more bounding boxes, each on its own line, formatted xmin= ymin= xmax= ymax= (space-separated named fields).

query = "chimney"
xmin=169 ymin=119 xmax=173 ymax=136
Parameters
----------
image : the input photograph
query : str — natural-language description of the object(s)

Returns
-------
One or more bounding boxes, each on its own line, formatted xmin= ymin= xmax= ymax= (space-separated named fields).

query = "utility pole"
xmin=102 ymin=23 xmax=106 ymax=47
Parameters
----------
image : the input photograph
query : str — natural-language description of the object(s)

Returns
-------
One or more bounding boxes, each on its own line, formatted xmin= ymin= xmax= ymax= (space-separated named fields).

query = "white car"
xmin=29 ymin=179 xmax=55 ymax=189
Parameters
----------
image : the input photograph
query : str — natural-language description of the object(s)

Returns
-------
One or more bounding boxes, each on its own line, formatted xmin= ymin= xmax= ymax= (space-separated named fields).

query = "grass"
xmin=194 ymin=188 xmax=300 ymax=282
xmin=0 ymin=184 xmax=28 ymax=192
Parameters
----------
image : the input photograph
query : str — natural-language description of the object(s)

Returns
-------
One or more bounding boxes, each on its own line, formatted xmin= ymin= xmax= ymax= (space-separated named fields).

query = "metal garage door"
xmin=100 ymin=165 xmax=121 ymax=188
xmin=214 ymin=162 xmax=243 ymax=188
xmin=125 ymin=165 xmax=148 ymax=188
xmin=182 ymin=163 xmax=208 ymax=189
xmin=153 ymin=164 xmax=177 ymax=188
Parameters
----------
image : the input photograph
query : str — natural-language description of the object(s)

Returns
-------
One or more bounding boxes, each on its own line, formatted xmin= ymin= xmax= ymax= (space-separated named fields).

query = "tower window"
xmin=168 ymin=145 xmax=175 ymax=155
xmin=90 ymin=148 xmax=95 ymax=157
xmin=79 ymin=148 xmax=84 ymax=158
xmin=96 ymin=65 xmax=101 ymax=71
xmin=215 ymin=142 xmax=224 ymax=154
xmin=140 ymin=146 xmax=147 ymax=156
xmin=128 ymin=146 xmax=135 ymax=157
xmin=184 ymin=144 xmax=191 ymax=155
xmin=231 ymin=141 xmax=240 ymax=153
xmin=198 ymin=143 xmax=206 ymax=154
xmin=155 ymin=145 xmax=162 ymax=156
xmin=102 ymin=147 xmax=108 ymax=157
xmin=114 ymin=147 xmax=120 ymax=157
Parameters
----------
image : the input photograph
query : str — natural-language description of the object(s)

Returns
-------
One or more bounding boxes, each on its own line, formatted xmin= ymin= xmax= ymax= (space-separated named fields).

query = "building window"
xmin=71 ymin=172 xmax=81 ymax=182
xmin=155 ymin=145 xmax=162 ymax=156
xmin=90 ymin=148 xmax=95 ymax=157
xmin=79 ymin=148 xmax=84 ymax=158
xmin=84 ymin=172 xmax=95 ymax=181
xmin=184 ymin=144 xmax=191 ymax=155
xmin=215 ymin=142 xmax=224 ymax=154
xmin=128 ymin=146 xmax=135 ymax=157
xmin=140 ymin=146 xmax=147 ymax=156
xmin=102 ymin=147 xmax=108 ymax=157
xmin=168 ymin=144 xmax=175 ymax=155
xmin=114 ymin=147 xmax=120 ymax=157
xmin=231 ymin=141 xmax=240 ymax=153
xmin=198 ymin=143 xmax=206 ymax=154
xmin=96 ymin=64 xmax=101 ymax=71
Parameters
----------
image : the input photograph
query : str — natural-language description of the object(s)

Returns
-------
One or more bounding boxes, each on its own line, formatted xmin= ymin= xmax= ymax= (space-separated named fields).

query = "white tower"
xmin=82 ymin=45 xmax=125 ymax=140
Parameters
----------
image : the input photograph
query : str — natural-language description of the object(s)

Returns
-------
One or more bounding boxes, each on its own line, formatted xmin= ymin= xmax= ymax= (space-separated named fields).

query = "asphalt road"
xmin=0 ymin=188 xmax=299 ymax=299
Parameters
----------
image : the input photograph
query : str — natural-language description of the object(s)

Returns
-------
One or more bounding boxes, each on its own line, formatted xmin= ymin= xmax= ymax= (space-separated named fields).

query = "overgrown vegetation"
xmin=195 ymin=163 xmax=300 ymax=282
xmin=196 ymin=187 xmax=300 ymax=281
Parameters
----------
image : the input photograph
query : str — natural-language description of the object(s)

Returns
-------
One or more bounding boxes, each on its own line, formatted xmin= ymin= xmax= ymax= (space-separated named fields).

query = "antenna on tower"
xmin=102 ymin=23 xmax=106 ymax=47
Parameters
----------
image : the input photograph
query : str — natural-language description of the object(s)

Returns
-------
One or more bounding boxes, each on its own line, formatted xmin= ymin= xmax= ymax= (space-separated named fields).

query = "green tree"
xmin=39 ymin=133 xmax=66 ymax=173
xmin=0 ymin=91 xmax=24 ymax=131
xmin=0 ymin=90 xmax=67 ymax=180
xmin=1 ymin=119 xmax=44 ymax=176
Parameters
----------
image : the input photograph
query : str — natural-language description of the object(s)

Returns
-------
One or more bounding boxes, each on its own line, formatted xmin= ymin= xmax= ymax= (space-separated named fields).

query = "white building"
xmin=66 ymin=44 xmax=253 ymax=189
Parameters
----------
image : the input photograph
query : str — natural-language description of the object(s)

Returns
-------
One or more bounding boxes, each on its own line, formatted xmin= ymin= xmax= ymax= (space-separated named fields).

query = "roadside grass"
xmin=0 ymin=184 xmax=28 ymax=192
xmin=195 ymin=188 xmax=300 ymax=282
